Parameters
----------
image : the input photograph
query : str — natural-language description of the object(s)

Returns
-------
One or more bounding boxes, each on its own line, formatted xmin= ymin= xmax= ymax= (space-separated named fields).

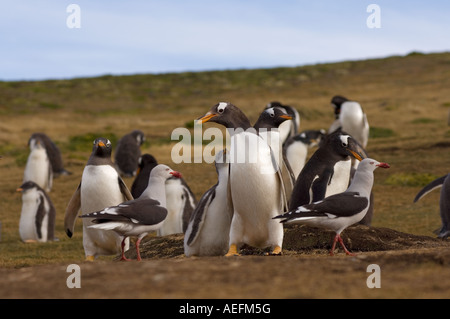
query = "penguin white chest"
xmin=81 ymin=165 xmax=124 ymax=214
xmin=228 ymin=132 xmax=284 ymax=248
xmin=80 ymin=164 xmax=128 ymax=257
xmin=24 ymin=148 xmax=51 ymax=191
xmin=19 ymin=189 xmax=48 ymax=242
xmin=325 ymin=160 xmax=351 ymax=197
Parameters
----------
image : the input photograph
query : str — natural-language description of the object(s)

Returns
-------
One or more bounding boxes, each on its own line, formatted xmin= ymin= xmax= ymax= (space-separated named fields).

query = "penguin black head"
xmin=92 ymin=137 xmax=112 ymax=158
xmin=331 ymin=95 xmax=349 ymax=118
xmin=28 ymin=135 xmax=46 ymax=150
xmin=17 ymin=181 xmax=42 ymax=193
xmin=254 ymin=107 xmax=292 ymax=130
xmin=196 ymin=102 xmax=252 ymax=130
xmin=325 ymin=131 xmax=367 ymax=161
xmin=293 ymin=129 xmax=326 ymax=146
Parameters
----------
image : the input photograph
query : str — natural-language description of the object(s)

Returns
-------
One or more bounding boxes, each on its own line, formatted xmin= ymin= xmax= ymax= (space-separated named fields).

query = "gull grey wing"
xmin=303 ymin=192 xmax=369 ymax=217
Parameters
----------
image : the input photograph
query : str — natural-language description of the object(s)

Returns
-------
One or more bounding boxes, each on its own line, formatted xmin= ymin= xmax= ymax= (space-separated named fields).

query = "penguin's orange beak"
xmin=280 ymin=115 xmax=292 ymax=120
xmin=16 ymin=188 xmax=23 ymax=192
xmin=98 ymin=141 xmax=105 ymax=147
xmin=196 ymin=112 xmax=217 ymax=124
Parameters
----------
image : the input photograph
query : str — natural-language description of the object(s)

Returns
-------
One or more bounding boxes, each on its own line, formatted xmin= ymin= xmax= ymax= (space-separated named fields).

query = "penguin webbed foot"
xmin=265 ymin=245 xmax=282 ymax=256
xmin=224 ymin=244 xmax=241 ymax=257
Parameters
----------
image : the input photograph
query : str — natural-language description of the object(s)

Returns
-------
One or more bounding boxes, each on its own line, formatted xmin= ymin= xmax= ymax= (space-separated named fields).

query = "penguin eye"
xmin=218 ymin=107 xmax=224 ymax=114
xmin=106 ymin=140 xmax=111 ymax=147
xmin=270 ymin=113 xmax=274 ymax=117
xmin=342 ymin=142 xmax=348 ymax=147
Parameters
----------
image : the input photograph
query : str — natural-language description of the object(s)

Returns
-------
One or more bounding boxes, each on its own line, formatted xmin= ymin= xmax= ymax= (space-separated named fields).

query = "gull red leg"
xmin=329 ymin=234 xmax=339 ymax=256
xmin=119 ymin=236 xmax=131 ymax=261
xmin=337 ymin=235 xmax=356 ymax=256
xmin=135 ymin=238 xmax=142 ymax=261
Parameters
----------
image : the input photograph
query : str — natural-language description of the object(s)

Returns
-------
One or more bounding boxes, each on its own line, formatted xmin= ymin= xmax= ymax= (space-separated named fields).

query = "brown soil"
xmin=2 ymin=225 xmax=449 ymax=299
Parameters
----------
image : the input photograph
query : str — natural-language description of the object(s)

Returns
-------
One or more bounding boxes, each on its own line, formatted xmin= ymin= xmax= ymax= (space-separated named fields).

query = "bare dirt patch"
xmin=2 ymin=225 xmax=449 ymax=299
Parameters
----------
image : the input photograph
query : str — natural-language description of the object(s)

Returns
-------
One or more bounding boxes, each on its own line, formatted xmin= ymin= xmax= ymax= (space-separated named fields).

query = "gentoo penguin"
xmin=274 ymin=158 xmax=390 ymax=256
xmin=289 ymin=130 xmax=367 ymax=211
xmin=184 ymin=150 xmax=233 ymax=257
xmin=197 ymin=102 xmax=285 ymax=256
xmin=328 ymin=95 xmax=369 ymax=149
xmin=28 ymin=133 xmax=71 ymax=176
xmin=64 ymin=137 xmax=134 ymax=261
xmin=414 ymin=174 xmax=450 ymax=239
xmin=23 ymin=134 xmax=53 ymax=192
xmin=283 ymin=129 xmax=326 ymax=180
xmin=254 ymin=106 xmax=295 ymax=208
xmin=80 ymin=165 xmax=182 ymax=261
xmin=114 ymin=130 xmax=145 ymax=177
xmin=131 ymin=154 xmax=197 ymax=235
xmin=16 ymin=181 xmax=56 ymax=243
xmin=265 ymin=101 xmax=300 ymax=145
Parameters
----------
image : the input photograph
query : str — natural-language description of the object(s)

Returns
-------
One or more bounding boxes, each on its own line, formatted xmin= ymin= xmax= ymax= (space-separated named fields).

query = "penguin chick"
xmin=17 ymin=181 xmax=56 ymax=243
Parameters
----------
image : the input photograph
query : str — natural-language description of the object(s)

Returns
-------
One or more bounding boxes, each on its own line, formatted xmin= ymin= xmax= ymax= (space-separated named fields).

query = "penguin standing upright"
xmin=28 ymin=133 xmax=71 ymax=176
xmin=23 ymin=134 xmax=53 ymax=192
xmin=64 ymin=137 xmax=134 ymax=261
xmin=17 ymin=181 xmax=56 ymax=243
xmin=289 ymin=131 xmax=367 ymax=211
xmin=197 ymin=102 xmax=285 ymax=256
xmin=328 ymin=95 xmax=369 ymax=149
xmin=184 ymin=150 xmax=233 ymax=257
xmin=254 ymin=106 xmax=295 ymax=208
xmin=114 ymin=130 xmax=145 ymax=177
xmin=80 ymin=165 xmax=182 ymax=261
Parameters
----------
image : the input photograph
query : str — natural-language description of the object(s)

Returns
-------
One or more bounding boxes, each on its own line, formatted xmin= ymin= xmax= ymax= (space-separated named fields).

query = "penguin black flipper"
xmin=186 ymin=186 xmax=216 ymax=246
xmin=118 ymin=176 xmax=134 ymax=201
xmin=414 ymin=174 xmax=448 ymax=203
xmin=65 ymin=182 xmax=81 ymax=238
xmin=46 ymin=193 xmax=56 ymax=241
xmin=311 ymin=168 xmax=333 ymax=203
xmin=35 ymin=194 xmax=45 ymax=240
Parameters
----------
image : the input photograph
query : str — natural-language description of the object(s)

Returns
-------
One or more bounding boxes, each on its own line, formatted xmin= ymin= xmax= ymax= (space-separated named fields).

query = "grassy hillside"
xmin=1 ymin=51 xmax=450 ymax=267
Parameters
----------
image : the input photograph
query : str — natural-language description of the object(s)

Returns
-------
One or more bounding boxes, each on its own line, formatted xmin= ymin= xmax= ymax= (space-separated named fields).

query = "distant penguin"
xmin=29 ymin=133 xmax=71 ymax=176
xmin=23 ymin=134 xmax=53 ymax=192
xmin=64 ymin=137 xmax=134 ymax=261
xmin=130 ymin=153 xmax=196 ymax=235
xmin=414 ymin=174 xmax=450 ymax=239
xmin=265 ymin=101 xmax=300 ymax=144
xmin=289 ymin=131 xmax=367 ymax=211
xmin=184 ymin=150 xmax=233 ymax=257
xmin=114 ymin=130 xmax=145 ymax=177
xmin=283 ymin=129 xmax=326 ymax=180
xmin=328 ymin=95 xmax=369 ymax=149
xmin=17 ymin=181 xmax=56 ymax=243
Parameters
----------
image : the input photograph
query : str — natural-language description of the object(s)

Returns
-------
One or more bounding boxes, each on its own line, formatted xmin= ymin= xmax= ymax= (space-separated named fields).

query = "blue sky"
xmin=1 ymin=1 xmax=449 ymax=81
